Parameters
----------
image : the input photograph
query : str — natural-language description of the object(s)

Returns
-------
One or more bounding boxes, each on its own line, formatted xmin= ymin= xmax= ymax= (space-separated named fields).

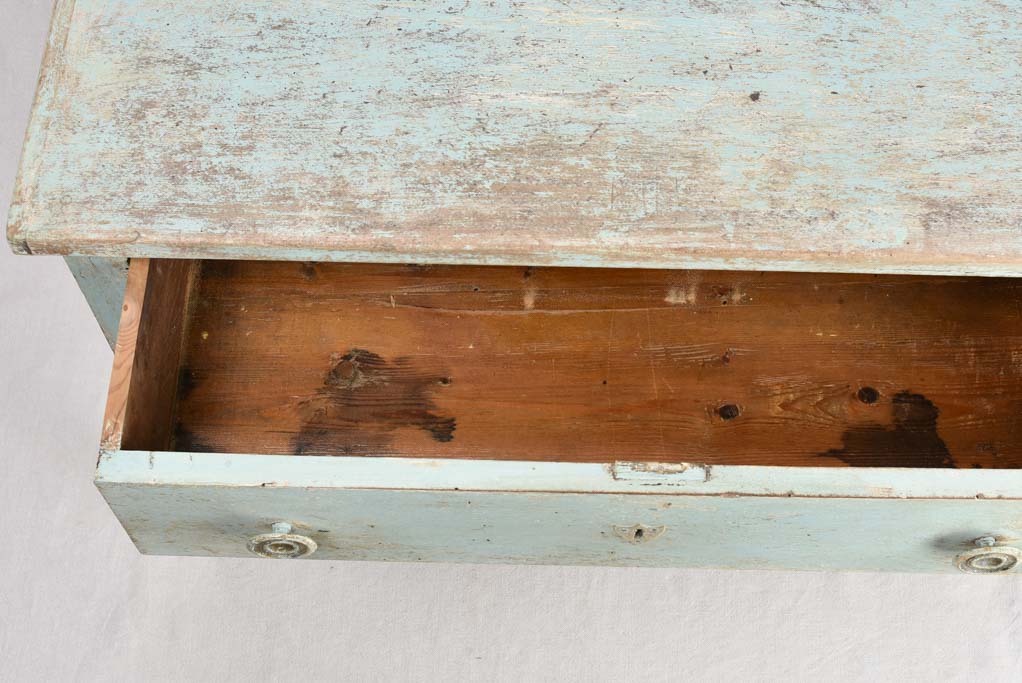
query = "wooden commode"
xmin=9 ymin=1 xmax=1022 ymax=572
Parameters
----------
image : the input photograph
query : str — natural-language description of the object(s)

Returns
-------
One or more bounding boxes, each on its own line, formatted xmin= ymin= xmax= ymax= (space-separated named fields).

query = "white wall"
xmin=1 ymin=1 xmax=1020 ymax=680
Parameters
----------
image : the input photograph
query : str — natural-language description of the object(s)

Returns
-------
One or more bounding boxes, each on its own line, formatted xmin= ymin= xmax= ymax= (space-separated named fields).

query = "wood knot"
xmin=326 ymin=349 xmax=380 ymax=390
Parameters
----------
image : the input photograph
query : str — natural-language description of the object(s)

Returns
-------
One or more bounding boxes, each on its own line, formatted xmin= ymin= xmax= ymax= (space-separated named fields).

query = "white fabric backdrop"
xmin=1 ymin=1 xmax=1020 ymax=680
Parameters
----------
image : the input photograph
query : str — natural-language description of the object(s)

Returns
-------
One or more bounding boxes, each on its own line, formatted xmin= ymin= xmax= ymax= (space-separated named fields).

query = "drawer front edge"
xmin=95 ymin=451 xmax=1022 ymax=572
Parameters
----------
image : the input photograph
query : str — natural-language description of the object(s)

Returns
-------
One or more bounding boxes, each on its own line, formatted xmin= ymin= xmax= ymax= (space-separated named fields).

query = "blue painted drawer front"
xmin=97 ymin=452 xmax=1022 ymax=572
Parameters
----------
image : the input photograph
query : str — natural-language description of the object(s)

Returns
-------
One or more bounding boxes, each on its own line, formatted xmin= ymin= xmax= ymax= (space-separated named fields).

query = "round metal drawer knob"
xmin=955 ymin=536 xmax=1021 ymax=574
xmin=247 ymin=522 xmax=318 ymax=559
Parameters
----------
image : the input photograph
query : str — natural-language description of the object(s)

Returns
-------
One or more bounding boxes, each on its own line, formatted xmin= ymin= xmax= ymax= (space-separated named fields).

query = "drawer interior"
xmin=104 ymin=259 xmax=1022 ymax=469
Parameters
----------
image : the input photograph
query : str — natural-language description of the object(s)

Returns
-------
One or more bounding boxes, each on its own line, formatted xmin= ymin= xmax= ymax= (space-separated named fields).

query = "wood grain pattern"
xmin=148 ymin=260 xmax=1022 ymax=468
xmin=100 ymin=258 xmax=150 ymax=452
xmin=103 ymin=258 xmax=196 ymax=453
xmin=8 ymin=1 xmax=1022 ymax=275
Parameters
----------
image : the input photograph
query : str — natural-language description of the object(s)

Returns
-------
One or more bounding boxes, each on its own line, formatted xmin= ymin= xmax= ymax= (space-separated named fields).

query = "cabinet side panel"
xmin=64 ymin=256 xmax=128 ymax=348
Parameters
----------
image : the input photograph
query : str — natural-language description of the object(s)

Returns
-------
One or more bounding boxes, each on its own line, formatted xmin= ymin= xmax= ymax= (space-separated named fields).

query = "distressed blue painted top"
xmin=7 ymin=0 xmax=1022 ymax=274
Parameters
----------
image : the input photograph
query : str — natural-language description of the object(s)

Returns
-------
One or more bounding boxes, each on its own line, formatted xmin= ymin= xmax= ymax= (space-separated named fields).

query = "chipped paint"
xmin=95 ymin=466 xmax=1022 ymax=571
xmin=90 ymin=451 xmax=1022 ymax=569
xmin=98 ymin=451 xmax=1022 ymax=500
xmin=613 ymin=524 xmax=667 ymax=544
xmin=6 ymin=0 xmax=1022 ymax=275
xmin=611 ymin=461 xmax=712 ymax=484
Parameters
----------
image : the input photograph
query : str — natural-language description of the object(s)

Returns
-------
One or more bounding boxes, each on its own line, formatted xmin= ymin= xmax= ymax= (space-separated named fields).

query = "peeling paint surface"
xmin=612 ymin=524 xmax=668 ymax=544
xmin=611 ymin=461 xmax=712 ymax=484
xmin=7 ymin=1 xmax=1022 ymax=274
xmin=94 ymin=453 xmax=1022 ymax=569
xmin=99 ymin=451 xmax=1022 ymax=500
xmin=96 ymin=471 xmax=1022 ymax=572
xmin=63 ymin=256 xmax=128 ymax=348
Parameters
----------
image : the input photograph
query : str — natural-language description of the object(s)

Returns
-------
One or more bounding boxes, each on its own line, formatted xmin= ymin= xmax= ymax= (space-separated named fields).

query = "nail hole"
xmin=634 ymin=528 xmax=644 ymax=539
xmin=718 ymin=404 xmax=740 ymax=420
xmin=857 ymin=386 xmax=879 ymax=404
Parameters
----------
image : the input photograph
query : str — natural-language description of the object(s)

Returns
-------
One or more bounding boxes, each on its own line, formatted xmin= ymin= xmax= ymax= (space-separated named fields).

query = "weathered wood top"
xmin=7 ymin=1 xmax=1022 ymax=274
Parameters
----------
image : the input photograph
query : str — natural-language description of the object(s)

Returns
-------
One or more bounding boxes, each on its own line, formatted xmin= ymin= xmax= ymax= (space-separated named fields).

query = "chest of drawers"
xmin=9 ymin=0 xmax=1022 ymax=572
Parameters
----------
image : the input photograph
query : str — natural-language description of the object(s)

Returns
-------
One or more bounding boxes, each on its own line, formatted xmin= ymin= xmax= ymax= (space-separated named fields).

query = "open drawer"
xmin=96 ymin=259 xmax=1022 ymax=572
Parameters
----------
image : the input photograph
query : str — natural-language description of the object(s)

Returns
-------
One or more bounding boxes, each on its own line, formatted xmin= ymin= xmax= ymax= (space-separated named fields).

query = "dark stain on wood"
xmin=301 ymin=262 xmax=318 ymax=280
xmin=174 ymin=424 xmax=216 ymax=453
xmin=176 ymin=367 xmax=199 ymax=402
xmin=291 ymin=348 xmax=456 ymax=456
xmin=821 ymin=391 xmax=954 ymax=468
